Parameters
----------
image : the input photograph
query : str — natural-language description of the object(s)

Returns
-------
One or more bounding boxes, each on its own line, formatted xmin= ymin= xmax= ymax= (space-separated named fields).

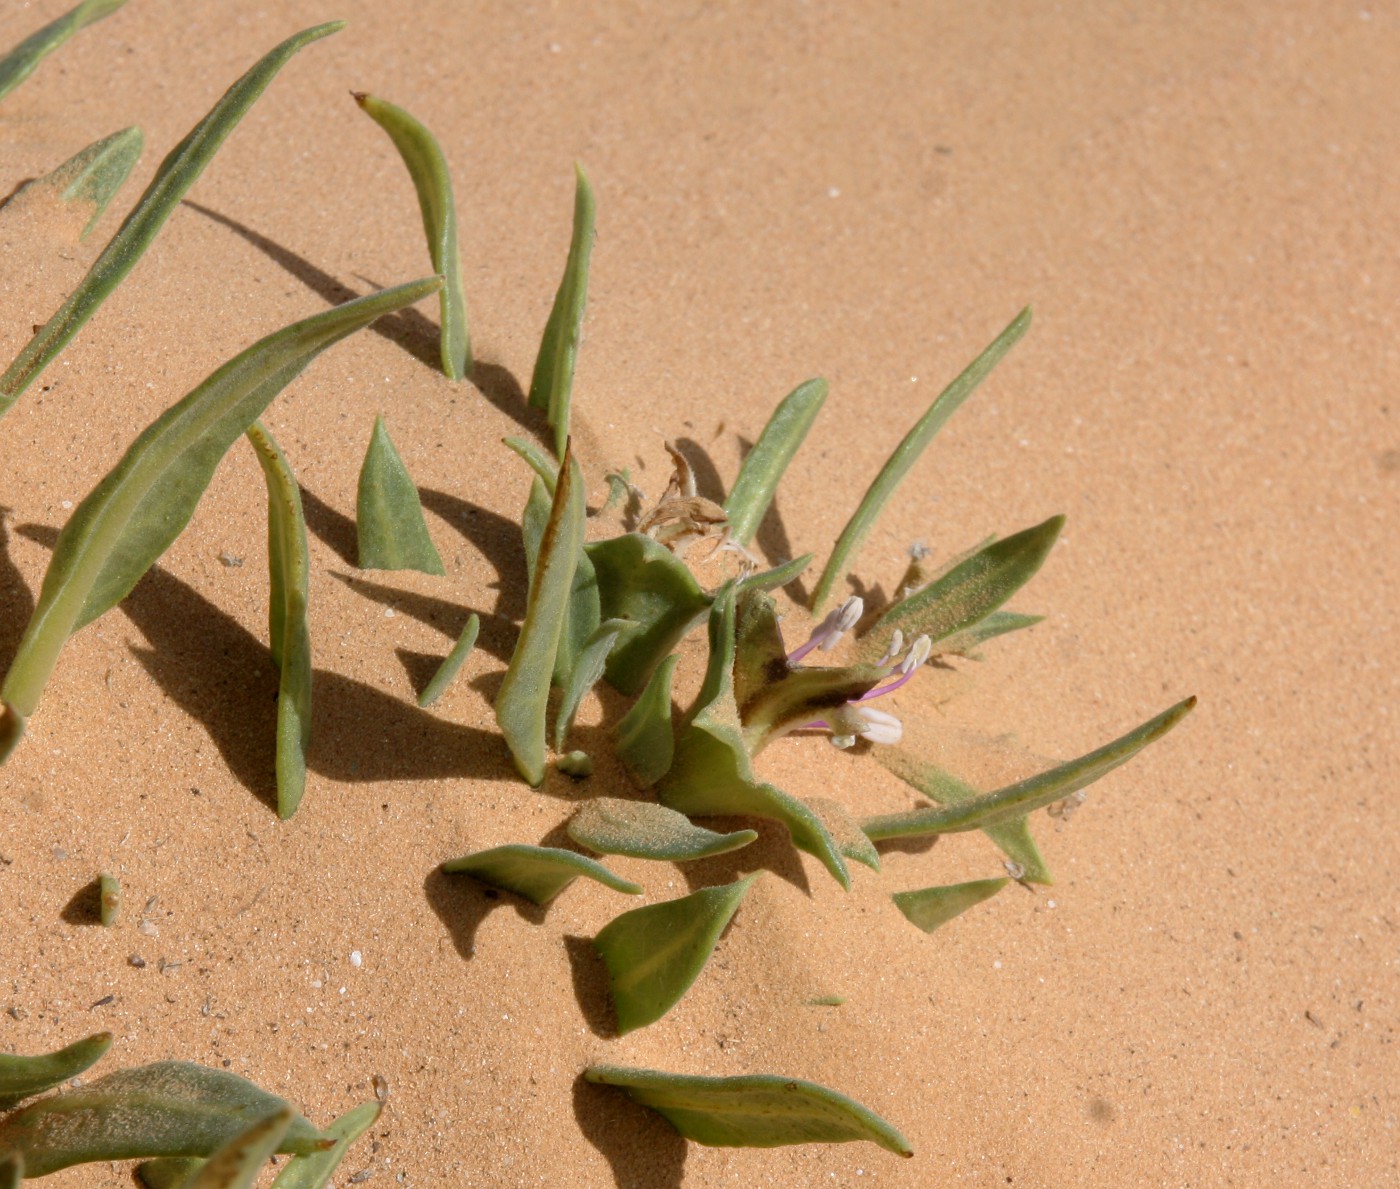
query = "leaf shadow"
xmin=572 ymin=1072 xmax=687 ymax=1189
xmin=423 ymin=866 xmax=545 ymax=963
xmin=297 ymin=484 xmax=358 ymax=567
xmin=675 ymin=816 xmax=813 ymax=897
xmin=418 ymin=487 xmax=529 ymax=623
xmin=333 ymin=571 xmax=515 ymax=665
xmin=0 ymin=507 xmax=36 ymax=674
xmin=59 ymin=876 xmax=104 ymax=925
xmin=735 ymin=433 xmax=808 ymax=603
xmin=563 ymin=934 xmax=616 ymax=1039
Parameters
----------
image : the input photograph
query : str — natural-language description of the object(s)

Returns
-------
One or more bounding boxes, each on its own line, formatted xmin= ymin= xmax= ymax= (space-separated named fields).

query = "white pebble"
xmin=350 ymin=950 xmax=362 ymax=968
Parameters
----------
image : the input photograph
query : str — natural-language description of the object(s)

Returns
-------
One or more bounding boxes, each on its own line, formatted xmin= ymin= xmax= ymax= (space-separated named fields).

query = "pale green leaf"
xmin=441 ymin=844 xmax=641 ymax=906
xmin=934 ymin=609 xmax=1044 ymax=659
xmin=737 ymin=552 xmax=812 ymax=595
xmin=356 ymin=415 xmax=444 ymax=575
xmin=0 ymin=0 xmax=128 ymax=104
xmin=183 ymin=1107 xmax=292 ymax=1189
xmin=269 ymin=1100 xmax=381 ymax=1189
xmin=567 ymin=798 xmax=756 ymax=862
xmin=612 ymin=653 xmax=679 ymax=787
xmin=724 ymin=379 xmax=828 ymax=546
xmin=0 ymin=1031 xmax=112 ymax=1110
xmin=99 ymin=872 xmax=120 ymax=926
xmin=554 ymin=619 xmax=626 ymax=751
xmin=417 ymin=613 xmax=480 ymax=708
xmin=11 ymin=125 xmax=143 ymax=240
xmin=803 ymin=798 xmax=879 ymax=872
xmin=891 ymin=878 xmax=1008 ymax=932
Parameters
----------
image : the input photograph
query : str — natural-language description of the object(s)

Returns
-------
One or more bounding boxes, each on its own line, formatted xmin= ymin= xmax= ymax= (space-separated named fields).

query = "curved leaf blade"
xmin=354 ymin=93 xmax=469 ymax=379
xmin=595 ymin=874 xmax=757 ymax=1035
xmin=0 ymin=21 xmax=345 ymax=415
xmin=0 ymin=1031 xmax=112 ymax=1110
xmin=269 ymin=1100 xmax=381 ymax=1188
xmin=810 ymin=307 xmax=1031 ymax=612
xmin=185 ymin=1107 xmax=293 ymax=1189
xmin=583 ymin=1065 xmax=913 ymax=1156
xmin=613 ymin=653 xmax=679 ymax=787
xmin=724 ymin=379 xmax=827 ymax=546
xmin=0 ymin=0 xmax=128 ymax=105
xmin=11 ymin=125 xmax=143 ymax=240
xmin=441 ymin=844 xmax=641 ymax=906
xmin=567 ymin=798 xmax=756 ymax=862
xmin=356 ymin=415 xmax=445 ymax=575
xmin=554 ymin=619 xmax=626 ymax=751
xmin=417 ymin=612 xmax=480 ymax=708
xmin=891 ymin=877 xmax=1008 ymax=932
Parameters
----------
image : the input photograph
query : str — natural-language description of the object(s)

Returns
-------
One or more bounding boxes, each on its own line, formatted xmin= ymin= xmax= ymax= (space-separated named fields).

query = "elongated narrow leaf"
xmin=737 ymin=552 xmax=812 ymax=596
xmin=0 ymin=0 xmax=128 ymax=104
xmin=0 ymin=22 xmax=344 ymax=415
xmin=554 ymin=619 xmax=626 ymax=751
xmin=354 ymin=93 xmax=469 ymax=379
xmin=496 ymin=444 xmax=586 ymax=785
xmin=0 ymin=1031 xmax=112 ymax=1110
xmin=724 ymin=379 xmax=828 ymax=546
xmin=892 ymin=877 xmax=1008 ymax=932
xmin=418 ymin=613 xmax=479 ymax=707
xmin=136 ymin=1159 xmax=205 ymax=1189
xmin=246 ymin=422 xmax=313 ymax=819
xmin=503 ymin=435 xmax=558 ymax=493
xmin=0 ymin=1153 xmax=20 ymax=1189
xmin=185 ymin=1107 xmax=293 ymax=1189
xmin=0 ymin=277 xmax=441 ymax=755
xmin=441 ymin=844 xmax=641 ymax=906
xmin=865 ymin=697 xmax=1196 ymax=841
xmin=613 ymin=653 xmax=679 ymax=787
xmin=568 ymin=798 xmax=756 ymax=862
xmin=99 ymin=872 xmax=120 ymax=925
xmin=935 ymin=609 xmax=1043 ymax=658
xmin=10 ymin=125 xmax=143 ymax=240
xmin=810 ymin=307 xmax=1031 ymax=612
xmin=860 ymin=517 xmax=1062 ymax=658
xmin=528 ymin=166 xmax=596 ymax=458
xmin=356 ymin=415 xmax=444 ymax=575
xmin=596 ymin=874 xmax=757 ymax=1034
xmin=583 ymin=1066 xmax=913 ymax=1156
xmin=269 ymin=1100 xmax=381 ymax=1188
xmin=0 ymin=1062 xmax=331 ymax=1178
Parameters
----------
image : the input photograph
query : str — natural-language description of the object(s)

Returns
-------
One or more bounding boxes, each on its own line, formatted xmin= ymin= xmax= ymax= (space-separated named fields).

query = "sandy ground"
xmin=1 ymin=2 xmax=1396 ymax=1185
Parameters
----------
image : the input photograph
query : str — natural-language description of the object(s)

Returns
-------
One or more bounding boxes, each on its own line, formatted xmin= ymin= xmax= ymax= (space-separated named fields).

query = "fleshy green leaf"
xmin=582 ymin=1066 xmax=913 ymax=1156
xmin=417 ymin=613 xmax=479 ymax=708
xmin=934 ymin=609 xmax=1044 ymax=659
xmin=0 ymin=1153 xmax=20 ymax=1189
xmin=803 ymin=798 xmax=879 ymax=872
xmin=865 ymin=697 xmax=1197 ymax=841
xmin=441 ymin=844 xmax=641 ymax=906
xmin=10 ymin=125 xmax=143 ymax=240
xmin=99 ymin=872 xmax=120 ymax=926
xmin=737 ymin=552 xmax=812 ymax=595
xmin=246 ymin=422 xmax=313 ymax=819
xmin=495 ymin=444 xmax=586 ymax=785
xmin=595 ymin=874 xmax=757 ymax=1035
xmin=0 ymin=1031 xmax=112 ymax=1110
xmin=810 ymin=307 xmax=1031 ymax=612
xmin=136 ymin=1159 xmax=205 ymax=1189
xmin=567 ymin=798 xmax=756 ymax=862
xmin=0 ymin=276 xmax=441 ymax=758
xmin=529 ymin=166 xmax=596 ymax=459
xmin=892 ymin=878 xmax=1008 ymax=932
xmin=587 ymin=533 xmax=712 ymax=696
xmin=613 ymin=653 xmax=679 ymax=787
xmin=184 ymin=1107 xmax=293 ymax=1189
xmin=0 ymin=0 xmax=128 ymax=105
xmin=269 ymin=1100 xmax=381 ymax=1189
xmin=354 ymin=93 xmax=469 ymax=379
xmin=0 ymin=22 xmax=345 ymax=416
xmin=723 ymin=379 xmax=828 ymax=546
xmin=0 ymin=1062 xmax=331 ymax=1178
xmin=554 ymin=619 xmax=626 ymax=751
xmin=356 ymin=415 xmax=445 ymax=575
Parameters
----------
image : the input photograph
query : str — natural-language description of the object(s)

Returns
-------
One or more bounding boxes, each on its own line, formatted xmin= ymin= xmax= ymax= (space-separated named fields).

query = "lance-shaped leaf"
xmin=269 ymin=1100 xmax=381 ymax=1188
xmin=723 ymin=379 xmax=828 ymax=546
xmin=595 ymin=874 xmax=757 ymax=1035
xmin=810 ymin=307 xmax=1031 ymax=612
xmin=0 ymin=0 xmax=128 ymax=104
xmin=737 ymin=552 xmax=812 ymax=596
xmin=354 ymin=92 xmax=469 ymax=379
xmin=0 ymin=1031 xmax=112 ymax=1110
xmin=935 ymin=609 xmax=1043 ymax=659
xmin=529 ymin=166 xmax=596 ymax=458
xmin=356 ymin=415 xmax=444 ymax=574
xmin=10 ymin=125 xmax=143 ymax=240
xmin=0 ymin=1153 xmax=20 ymax=1189
xmin=136 ymin=1159 xmax=205 ymax=1189
xmin=0 ymin=276 xmax=441 ymax=762
xmin=613 ymin=653 xmax=679 ymax=787
xmin=246 ymin=422 xmax=313 ymax=819
xmin=658 ymin=587 xmax=850 ymax=889
xmin=441 ymin=844 xmax=641 ymax=906
xmin=804 ymin=798 xmax=879 ymax=872
xmin=865 ymin=697 xmax=1196 ymax=841
xmin=583 ymin=1066 xmax=913 ymax=1156
xmin=417 ymin=613 xmax=479 ymax=708
xmin=568 ymin=798 xmax=756 ymax=862
xmin=183 ymin=1107 xmax=293 ymax=1189
xmin=495 ymin=443 xmax=586 ymax=785
xmin=99 ymin=872 xmax=120 ymax=925
xmin=554 ymin=619 xmax=626 ymax=751
xmin=0 ymin=22 xmax=345 ymax=416
xmin=859 ymin=517 xmax=1062 ymax=659
xmin=0 ymin=1062 xmax=331 ymax=1177
xmin=892 ymin=877 xmax=1008 ymax=933
xmin=587 ymin=533 xmax=713 ymax=696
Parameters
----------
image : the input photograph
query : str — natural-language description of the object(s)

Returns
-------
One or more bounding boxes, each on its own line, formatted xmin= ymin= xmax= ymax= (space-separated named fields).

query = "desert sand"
xmin=1 ymin=2 xmax=1396 ymax=1185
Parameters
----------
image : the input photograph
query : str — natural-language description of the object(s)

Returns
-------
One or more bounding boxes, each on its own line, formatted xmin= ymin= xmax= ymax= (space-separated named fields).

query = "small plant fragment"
xmin=495 ymin=443 xmax=586 ymax=786
xmin=0 ymin=0 xmax=129 ymax=105
xmin=0 ymin=21 xmax=345 ymax=417
xmin=556 ymin=750 xmax=594 ymax=777
xmin=529 ymin=166 xmax=596 ymax=458
xmin=891 ymin=877 xmax=1009 ymax=933
xmin=553 ymin=619 xmax=626 ymax=750
xmin=613 ymin=653 xmax=678 ymax=786
xmin=99 ymin=872 xmax=120 ymax=926
xmin=0 ymin=1031 xmax=112 ymax=1110
xmin=355 ymin=415 xmax=445 ymax=575
xmin=582 ymin=1065 xmax=913 ymax=1156
xmin=567 ymin=798 xmax=757 ymax=862
xmin=182 ymin=1106 xmax=294 ymax=1189
xmin=722 ymin=378 xmax=828 ymax=547
xmin=354 ymin=92 xmax=470 ymax=379
xmin=0 ymin=1061 xmax=331 ymax=1177
xmin=246 ymin=422 xmax=313 ymax=819
xmin=417 ymin=613 xmax=479 ymax=707
xmin=595 ymin=874 xmax=757 ymax=1035
xmin=0 ymin=276 xmax=441 ymax=765
xmin=810 ymin=306 xmax=1032 ymax=612
xmin=441 ymin=844 xmax=641 ymax=907
xmin=269 ymin=1100 xmax=382 ymax=1189
xmin=9 ymin=125 xmax=143 ymax=240
xmin=865 ymin=697 xmax=1197 ymax=842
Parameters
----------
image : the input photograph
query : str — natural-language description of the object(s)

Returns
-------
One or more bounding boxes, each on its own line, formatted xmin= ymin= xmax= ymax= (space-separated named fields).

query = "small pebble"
xmin=128 ymin=954 xmax=146 ymax=968
xmin=350 ymin=950 xmax=363 ymax=968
